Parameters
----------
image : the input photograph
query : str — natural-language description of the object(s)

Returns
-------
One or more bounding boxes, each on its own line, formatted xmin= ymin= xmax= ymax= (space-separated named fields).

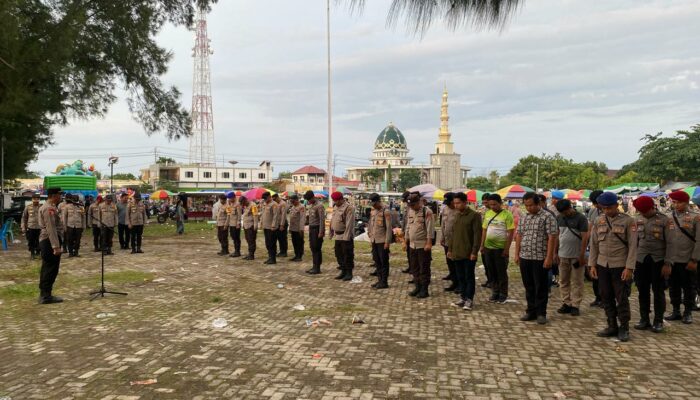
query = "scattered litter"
xmin=515 ymin=368 xmax=523 ymax=375
xmin=212 ymin=318 xmax=228 ymax=328
xmin=311 ymin=353 xmax=323 ymax=359
xmin=293 ymin=304 xmax=306 ymax=311
xmin=350 ymin=276 xmax=363 ymax=284
xmin=191 ymin=262 xmax=199 ymax=265
xmin=130 ymin=378 xmax=157 ymax=386
xmin=277 ymin=284 xmax=284 ymax=289
xmin=351 ymin=315 xmax=365 ymax=324
xmin=173 ymin=371 xmax=188 ymax=375
xmin=127 ymin=303 xmax=138 ymax=306
xmin=200 ymin=237 xmax=206 ymax=239
xmin=96 ymin=312 xmax=117 ymax=319
xmin=152 ymin=278 xmax=166 ymax=283
xmin=305 ymin=317 xmax=333 ymax=328
xmin=196 ymin=249 xmax=201 ymax=252
xmin=614 ymin=346 xmax=628 ymax=353
xmin=318 ymin=318 xmax=332 ymax=326
xmin=553 ymin=391 xmax=575 ymax=399
xmin=503 ymin=299 xmax=519 ymax=304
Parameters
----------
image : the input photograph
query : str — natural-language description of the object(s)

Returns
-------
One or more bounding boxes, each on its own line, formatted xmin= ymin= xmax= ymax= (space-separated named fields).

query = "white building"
xmin=141 ymin=161 xmax=273 ymax=191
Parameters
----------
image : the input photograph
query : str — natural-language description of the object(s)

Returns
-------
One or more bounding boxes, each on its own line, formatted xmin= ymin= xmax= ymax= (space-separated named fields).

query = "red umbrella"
xmin=243 ymin=187 xmax=272 ymax=200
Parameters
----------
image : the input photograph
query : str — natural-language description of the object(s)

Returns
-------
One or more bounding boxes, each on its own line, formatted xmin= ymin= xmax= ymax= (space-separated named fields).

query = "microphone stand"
xmin=88 ymin=210 xmax=127 ymax=301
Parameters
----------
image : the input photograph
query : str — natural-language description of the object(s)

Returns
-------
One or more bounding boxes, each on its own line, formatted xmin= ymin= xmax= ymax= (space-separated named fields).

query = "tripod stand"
xmin=89 ymin=211 xmax=127 ymax=301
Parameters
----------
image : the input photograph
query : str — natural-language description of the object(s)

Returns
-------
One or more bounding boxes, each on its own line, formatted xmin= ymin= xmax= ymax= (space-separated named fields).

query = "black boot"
xmin=416 ymin=285 xmax=429 ymax=298
xmin=634 ymin=317 xmax=651 ymax=330
xmin=131 ymin=248 xmax=137 ymax=254
xmin=597 ymin=318 xmax=619 ymax=337
xmin=682 ymin=310 xmax=693 ymax=324
xmin=617 ymin=323 xmax=630 ymax=342
xmin=409 ymin=284 xmax=421 ymax=297
xmin=342 ymin=270 xmax=353 ymax=281
xmin=651 ymin=320 xmax=664 ymax=333
xmin=335 ymin=270 xmax=346 ymax=279
xmin=306 ymin=266 xmax=321 ymax=275
xmin=369 ymin=270 xmax=378 ymax=277
xmin=444 ymin=283 xmax=457 ymax=292
xmin=137 ymin=248 xmax=144 ymax=254
xmin=230 ymin=251 xmax=241 ymax=258
xmin=665 ymin=308 xmax=682 ymax=321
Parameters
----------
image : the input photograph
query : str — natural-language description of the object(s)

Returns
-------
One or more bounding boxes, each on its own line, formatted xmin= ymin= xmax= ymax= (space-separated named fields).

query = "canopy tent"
xmin=683 ymin=186 xmax=700 ymax=198
xmin=496 ymin=185 xmax=534 ymax=199
xmin=604 ymin=183 xmax=659 ymax=194
xmin=243 ymin=187 xmax=275 ymax=200
xmin=465 ymin=189 xmax=485 ymax=203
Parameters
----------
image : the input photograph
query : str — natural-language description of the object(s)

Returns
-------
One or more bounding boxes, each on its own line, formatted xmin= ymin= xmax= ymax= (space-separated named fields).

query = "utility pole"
xmin=535 ymin=163 xmax=540 ymax=192
xmin=0 ymin=136 xmax=5 ymax=224
xmin=326 ymin=0 xmax=333 ymax=194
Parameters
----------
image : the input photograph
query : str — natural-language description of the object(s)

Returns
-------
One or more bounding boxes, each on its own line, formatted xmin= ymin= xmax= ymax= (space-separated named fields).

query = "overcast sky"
xmin=31 ymin=0 xmax=700 ymax=178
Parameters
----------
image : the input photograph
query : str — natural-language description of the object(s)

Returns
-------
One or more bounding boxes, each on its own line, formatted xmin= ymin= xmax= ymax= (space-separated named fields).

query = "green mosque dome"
xmin=374 ymin=123 xmax=408 ymax=151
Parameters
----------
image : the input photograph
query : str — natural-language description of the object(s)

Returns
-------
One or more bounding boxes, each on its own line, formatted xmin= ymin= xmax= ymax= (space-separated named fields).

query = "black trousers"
xmin=334 ymin=240 xmax=354 ymax=272
xmin=443 ymin=245 xmax=456 ymax=282
xmin=454 ymin=258 xmax=476 ymax=301
xmin=118 ymin=223 xmax=131 ymax=249
xmin=217 ymin=226 xmax=229 ymax=252
xmin=39 ymin=239 xmax=62 ymax=297
xmin=372 ymin=242 xmax=390 ymax=284
xmin=277 ymin=225 xmax=288 ymax=254
xmin=102 ymin=227 xmax=114 ymax=250
xmin=371 ymin=244 xmax=379 ymax=268
xmin=484 ymin=248 xmax=509 ymax=298
xmin=669 ymin=262 xmax=695 ymax=311
xmin=26 ymin=228 xmax=40 ymax=253
xmin=634 ymin=256 xmax=666 ymax=322
xmin=130 ymin=225 xmax=144 ymax=250
xmin=229 ymin=226 xmax=241 ymax=254
xmin=92 ymin=224 xmax=101 ymax=249
xmin=244 ymin=228 xmax=257 ymax=256
xmin=264 ymin=229 xmax=277 ymax=261
xmin=65 ymin=227 xmax=83 ymax=254
xmin=598 ymin=265 xmax=632 ymax=326
xmin=519 ymin=259 xmax=549 ymax=317
xmin=409 ymin=247 xmax=432 ymax=286
xmin=291 ymin=230 xmax=304 ymax=259
xmin=309 ymin=226 xmax=323 ymax=269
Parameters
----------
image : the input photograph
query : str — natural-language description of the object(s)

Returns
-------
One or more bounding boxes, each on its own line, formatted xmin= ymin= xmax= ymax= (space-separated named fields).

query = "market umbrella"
xmin=496 ymin=184 xmax=534 ymax=199
xmin=465 ymin=189 xmax=485 ymax=203
xmin=683 ymin=186 xmax=700 ymax=198
xmin=432 ymin=189 xmax=446 ymax=200
xmin=408 ymin=184 xmax=439 ymax=197
xmin=564 ymin=189 xmax=583 ymax=200
xmin=335 ymin=186 xmax=352 ymax=195
xmin=150 ymin=190 xmax=174 ymax=200
xmin=243 ymin=187 xmax=273 ymax=200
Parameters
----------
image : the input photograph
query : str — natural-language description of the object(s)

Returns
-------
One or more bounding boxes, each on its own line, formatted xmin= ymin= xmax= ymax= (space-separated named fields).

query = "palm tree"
xmin=346 ymin=0 xmax=523 ymax=34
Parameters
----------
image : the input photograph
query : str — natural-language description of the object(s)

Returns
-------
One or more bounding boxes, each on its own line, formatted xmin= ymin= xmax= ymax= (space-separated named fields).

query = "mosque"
xmin=345 ymin=87 xmax=470 ymax=191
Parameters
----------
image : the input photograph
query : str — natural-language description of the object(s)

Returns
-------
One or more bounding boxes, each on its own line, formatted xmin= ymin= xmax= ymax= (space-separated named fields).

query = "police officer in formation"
xmin=273 ymin=193 xmax=289 ymax=258
xmin=664 ymin=190 xmax=700 ymax=324
xmin=88 ymin=195 xmax=103 ymax=252
xmin=304 ymin=190 xmax=325 ymax=274
xmin=288 ymin=194 xmax=306 ymax=262
xmin=588 ymin=191 xmax=637 ymax=342
xmin=440 ymin=192 xmax=458 ymax=291
xmin=62 ymin=194 xmax=86 ymax=257
xmin=38 ymin=188 xmax=65 ymax=304
xmin=367 ymin=193 xmax=392 ymax=289
xmin=330 ymin=191 xmax=355 ymax=281
xmin=240 ymin=196 xmax=258 ymax=260
xmin=99 ymin=194 xmax=119 ymax=255
xmin=21 ymin=192 xmax=42 ymax=259
xmin=404 ymin=192 xmax=435 ymax=298
xmin=127 ymin=193 xmax=147 ymax=254
xmin=260 ymin=191 xmax=280 ymax=265
xmin=215 ymin=194 xmax=230 ymax=256
xmin=227 ymin=192 xmax=242 ymax=258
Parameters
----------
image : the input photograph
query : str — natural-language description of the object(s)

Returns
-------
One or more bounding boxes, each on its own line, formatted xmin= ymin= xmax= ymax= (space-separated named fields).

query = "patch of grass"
xmin=143 ymin=221 xmax=215 ymax=238
xmin=0 ymin=283 xmax=39 ymax=300
xmin=0 ymin=263 xmax=41 ymax=281
xmin=211 ymin=296 xmax=222 ymax=303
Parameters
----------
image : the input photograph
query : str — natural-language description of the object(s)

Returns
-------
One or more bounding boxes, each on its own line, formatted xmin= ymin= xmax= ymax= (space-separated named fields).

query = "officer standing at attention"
xmin=368 ymin=193 xmax=392 ymax=289
xmin=21 ymin=192 xmax=42 ymax=259
xmin=304 ymin=190 xmax=325 ymax=275
xmin=287 ymin=194 xmax=305 ymax=262
xmin=127 ymin=193 xmax=148 ymax=254
xmin=586 ymin=190 xmax=605 ymax=308
xmin=99 ymin=195 xmax=119 ymax=255
xmin=404 ymin=192 xmax=435 ymax=298
xmin=116 ymin=193 xmax=131 ymax=250
xmin=57 ymin=194 xmax=68 ymax=253
xmin=588 ymin=192 xmax=637 ymax=342
xmin=88 ymin=195 xmax=103 ymax=252
xmin=273 ymin=193 xmax=289 ymax=258
xmin=261 ymin=191 xmax=280 ymax=265
xmin=38 ymin=188 xmax=65 ymax=304
xmin=440 ymin=192 xmax=459 ymax=292
xmin=227 ymin=192 xmax=243 ymax=258
xmin=240 ymin=196 xmax=258 ymax=260
xmin=664 ymin=190 xmax=700 ymax=324
xmin=631 ymin=196 xmax=671 ymax=333
xmin=330 ymin=191 xmax=355 ymax=281
xmin=63 ymin=194 xmax=86 ymax=257
xmin=215 ymin=194 xmax=229 ymax=256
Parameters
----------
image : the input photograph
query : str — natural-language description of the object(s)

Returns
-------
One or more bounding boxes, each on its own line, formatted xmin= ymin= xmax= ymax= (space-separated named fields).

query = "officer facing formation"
xmin=664 ymin=190 xmax=700 ymax=324
xmin=404 ymin=192 xmax=435 ymax=299
xmin=127 ymin=193 xmax=148 ymax=254
xmin=304 ymin=190 xmax=325 ymax=275
xmin=88 ymin=195 xmax=103 ymax=252
xmin=62 ymin=194 xmax=86 ymax=257
xmin=21 ymin=192 xmax=42 ymax=259
xmin=631 ymin=196 xmax=671 ymax=333
xmin=330 ymin=191 xmax=355 ymax=281
xmin=367 ymin=193 xmax=392 ymax=289
xmin=589 ymin=191 xmax=637 ymax=342
xmin=260 ymin=191 xmax=280 ymax=265
xmin=99 ymin=195 xmax=119 ymax=255
xmin=38 ymin=188 xmax=65 ymax=304
xmin=288 ymin=194 xmax=306 ymax=262
xmin=227 ymin=192 xmax=243 ymax=258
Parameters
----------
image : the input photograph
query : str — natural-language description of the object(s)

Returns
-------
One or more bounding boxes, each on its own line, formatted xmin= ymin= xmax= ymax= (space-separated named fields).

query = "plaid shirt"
xmin=517 ymin=208 xmax=558 ymax=260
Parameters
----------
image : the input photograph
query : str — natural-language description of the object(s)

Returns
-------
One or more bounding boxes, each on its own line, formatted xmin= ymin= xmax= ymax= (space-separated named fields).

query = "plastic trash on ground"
xmin=277 ymin=283 xmax=284 ymax=289
xmin=350 ymin=276 xmax=363 ymax=284
xmin=293 ymin=304 xmax=306 ymax=311
xmin=212 ymin=318 xmax=228 ymax=328
xmin=351 ymin=315 xmax=365 ymax=324
xmin=130 ymin=378 xmax=157 ymax=386
xmin=96 ymin=312 xmax=117 ymax=319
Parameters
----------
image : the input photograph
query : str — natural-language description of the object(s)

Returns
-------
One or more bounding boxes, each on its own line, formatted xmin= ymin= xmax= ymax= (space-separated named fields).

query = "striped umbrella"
xmin=496 ymin=185 xmax=534 ymax=199
xmin=243 ymin=187 xmax=274 ymax=200
xmin=150 ymin=190 xmax=174 ymax=200
xmin=465 ymin=189 xmax=485 ymax=203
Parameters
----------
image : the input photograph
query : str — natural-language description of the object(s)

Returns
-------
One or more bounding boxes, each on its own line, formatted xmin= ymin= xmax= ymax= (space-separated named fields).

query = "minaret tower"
xmin=435 ymin=85 xmax=454 ymax=155
xmin=189 ymin=7 xmax=216 ymax=166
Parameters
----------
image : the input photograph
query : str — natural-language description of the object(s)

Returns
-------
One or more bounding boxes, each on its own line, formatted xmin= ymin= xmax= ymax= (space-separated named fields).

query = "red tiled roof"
xmin=293 ymin=165 xmax=327 ymax=175
xmin=332 ymin=176 xmax=360 ymax=186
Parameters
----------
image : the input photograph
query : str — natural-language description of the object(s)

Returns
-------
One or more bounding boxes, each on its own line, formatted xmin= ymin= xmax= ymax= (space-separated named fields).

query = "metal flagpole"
xmin=326 ymin=0 xmax=333 ymax=194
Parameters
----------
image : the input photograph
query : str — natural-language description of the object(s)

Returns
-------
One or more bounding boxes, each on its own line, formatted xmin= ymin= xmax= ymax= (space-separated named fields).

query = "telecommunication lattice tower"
xmin=188 ymin=7 xmax=216 ymax=166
